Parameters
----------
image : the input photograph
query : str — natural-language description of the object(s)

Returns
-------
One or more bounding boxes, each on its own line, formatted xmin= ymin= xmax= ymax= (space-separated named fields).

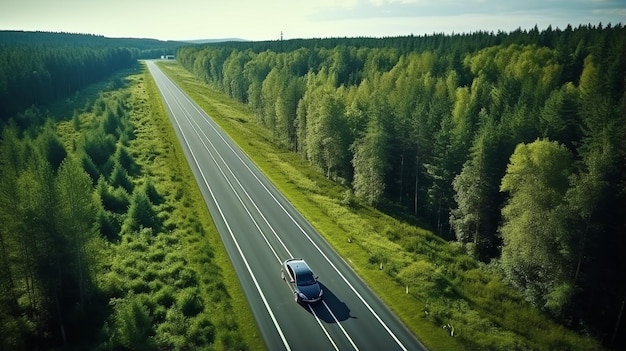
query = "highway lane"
xmin=146 ymin=60 xmax=427 ymax=351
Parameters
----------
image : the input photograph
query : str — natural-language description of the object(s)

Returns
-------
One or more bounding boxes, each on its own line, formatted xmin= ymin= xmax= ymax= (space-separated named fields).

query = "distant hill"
xmin=182 ymin=38 xmax=247 ymax=44
xmin=0 ymin=30 xmax=188 ymax=59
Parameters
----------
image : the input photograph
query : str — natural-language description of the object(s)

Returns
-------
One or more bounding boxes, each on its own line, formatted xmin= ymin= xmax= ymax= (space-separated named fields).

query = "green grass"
xmin=54 ymin=65 xmax=265 ymax=350
xmin=155 ymin=60 xmax=602 ymax=351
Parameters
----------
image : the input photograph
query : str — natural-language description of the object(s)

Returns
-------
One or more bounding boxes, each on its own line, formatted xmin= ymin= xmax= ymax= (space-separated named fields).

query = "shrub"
xmin=124 ymin=188 xmax=160 ymax=232
xmin=109 ymin=295 xmax=155 ymax=350
xmin=97 ymin=177 xmax=130 ymax=213
xmin=340 ymin=189 xmax=358 ymax=208
xmin=188 ymin=315 xmax=217 ymax=347
xmin=177 ymin=288 xmax=203 ymax=317
xmin=143 ymin=178 xmax=164 ymax=205
xmin=155 ymin=286 xmax=176 ymax=308
xmin=176 ymin=268 xmax=198 ymax=289
xmin=129 ymin=278 xmax=150 ymax=294
xmin=115 ymin=145 xmax=140 ymax=176
xmin=155 ymin=307 xmax=187 ymax=349
xmin=110 ymin=162 xmax=134 ymax=193
xmin=101 ymin=107 xmax=119 ymax=137
xmin=96 ymin=208 xmax=121 ymax=241
xmin=82 ymin=128 xmax=116 ymax=168
xmin=81 ymin=153 xmax=101 ymax=182
xmin=397 ymin=260 xmax=437 ymax=298
xmin=100 ymin=271 xmax=126 ymax=298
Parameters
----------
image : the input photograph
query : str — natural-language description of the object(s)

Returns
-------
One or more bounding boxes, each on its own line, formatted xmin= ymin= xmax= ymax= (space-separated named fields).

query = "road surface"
xmin=146 ymin=60 xmax=427 ymax=351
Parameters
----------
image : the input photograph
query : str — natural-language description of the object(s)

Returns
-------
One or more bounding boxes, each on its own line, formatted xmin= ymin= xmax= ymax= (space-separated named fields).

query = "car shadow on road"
xmin=301 ymin=282 xmax=355 ymax=323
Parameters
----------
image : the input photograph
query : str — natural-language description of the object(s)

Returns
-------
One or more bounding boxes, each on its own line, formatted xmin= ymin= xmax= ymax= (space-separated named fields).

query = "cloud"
xmin=369 ymin=0 xmax=421 ymax=6
xmin=1 ymin=0 xmax=623 ymax=41
xmin=311 ymin=0 xmax=626 ymax=20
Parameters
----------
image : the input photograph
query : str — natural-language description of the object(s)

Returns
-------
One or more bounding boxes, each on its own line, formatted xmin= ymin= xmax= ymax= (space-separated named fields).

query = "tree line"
xmin=177 ymin=23 xmax=626 ymax=346
xmin=0 ymin=31 xmax=185 ymax=124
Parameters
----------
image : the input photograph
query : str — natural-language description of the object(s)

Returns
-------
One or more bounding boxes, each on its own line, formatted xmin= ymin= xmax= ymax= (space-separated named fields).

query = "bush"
xmin=177 ymin=288 xmax=203 ymax=317
xmin=99 ymin=271 xmax=126 ymax=298
xmin=115 ymin=145 xmax=140 ymax=176
xmin=124 ymin=188 xmax=160 ymax=232
xmin=155 ymin=307 xmax=187 ymax=349
xmin=340 ymin=189 xmax=358 ymax=208
xmin=83 ymin=129 xmax=116 ymax=169
xmin=109 ymin=295 xmax=155 ymax=350
xmin=155 ymin=286 xmax=176 ymax=308
xmin=109 ymin=162 xmax=134 ymax=193
xmin=97 ymin=177 xmax=130 ymax=213
xmin=143 ymin=178 xmax=164 ymax=205
xmin=176 ymin=268 xmax=198 ymax=289
xmin=96 ymin=208 xmax=121 ymax=241
xmin=81 ymin=153 xmax=101 ymax=182
xmin=188 ymin=315 xmax=216 ymax=347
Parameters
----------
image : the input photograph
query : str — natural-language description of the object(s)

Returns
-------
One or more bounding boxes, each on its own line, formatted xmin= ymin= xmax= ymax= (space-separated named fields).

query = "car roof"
xmin=285 ymin=258 xmax=311 ymax=274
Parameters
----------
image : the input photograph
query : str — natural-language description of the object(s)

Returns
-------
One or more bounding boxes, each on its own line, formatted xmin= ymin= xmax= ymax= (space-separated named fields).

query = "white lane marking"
xmin=175 ymin=81 xmax=409 ymax=350
xmin=153 ymin=62 xmax=409 ymax=350
xmin=321 ymin=300 xmax=359 ymax=350
xmin=309 ymin=304 xmax=340 ymax=351
xmin=168 ymin=70 xmax=351 ymax=351
xmin=175 ymin=101 xmax=293 ymax=262
xmin=161 ymin=70 xmax=347 ymax=350
xmin=147 ymin=62 xmax=291 ymax=351
xmin=159 ymin=70 xmax=285 ymax=263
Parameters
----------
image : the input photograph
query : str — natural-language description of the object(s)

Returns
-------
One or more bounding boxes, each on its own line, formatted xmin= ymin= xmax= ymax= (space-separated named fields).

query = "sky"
xmin=1 ymin=0 xmax=624 ymax=42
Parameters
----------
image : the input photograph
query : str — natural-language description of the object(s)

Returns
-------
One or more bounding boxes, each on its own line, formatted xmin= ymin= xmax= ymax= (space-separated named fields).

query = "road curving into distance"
xmin=146 ymin=60 xmax=428 ymax=351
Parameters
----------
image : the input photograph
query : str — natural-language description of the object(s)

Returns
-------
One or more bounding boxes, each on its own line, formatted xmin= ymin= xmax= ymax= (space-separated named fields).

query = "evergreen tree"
xmin=56 ymin=157 xmax=98 ymax=310
xmin=351 ymin=110 xmax=390 ymax=206
xmin=37 ymin=121 xmax=68 ymax=172
xmin=124 ymin=187 xmax=159 ymax=233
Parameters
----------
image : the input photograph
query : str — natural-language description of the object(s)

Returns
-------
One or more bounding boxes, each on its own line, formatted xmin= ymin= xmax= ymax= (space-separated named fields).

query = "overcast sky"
xmin=1 ymin=0 xmax=624 ymax=41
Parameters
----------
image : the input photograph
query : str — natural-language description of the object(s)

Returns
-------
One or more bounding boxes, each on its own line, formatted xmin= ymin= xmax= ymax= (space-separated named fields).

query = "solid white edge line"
xmin=148 ymin=62 xmax=291 ymax=351
xmin=180 ymin=85 xmax=409 ymax=351
xmin=175 ymin=102 xmax=291 ymax=263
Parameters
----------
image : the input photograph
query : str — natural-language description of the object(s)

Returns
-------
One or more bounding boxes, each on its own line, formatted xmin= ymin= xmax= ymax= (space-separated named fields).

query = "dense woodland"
xmin=0 ymin=31 xmax=183 ymax=120
xmin=177 ymin=24 xmax=626 ymax=346
xmin=0 ymin=27 xmax=624 ymax=349
xmin=0 ymin=32 xmax=248 ymax=350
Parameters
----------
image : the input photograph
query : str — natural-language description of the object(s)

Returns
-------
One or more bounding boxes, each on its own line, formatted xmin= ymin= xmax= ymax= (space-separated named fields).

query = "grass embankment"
xmin=57 ymin=64 xmax=264 ymax=350
xmin=156 ymin=60 xmax=601 ymax=351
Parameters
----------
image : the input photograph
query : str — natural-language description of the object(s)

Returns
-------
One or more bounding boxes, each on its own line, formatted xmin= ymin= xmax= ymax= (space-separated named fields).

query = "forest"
xmin=0 ymin=30 xmax=183 ymax=121
xmin=176 ymin=23 xmax=626 ymax=346
xmin=0 ymin=26 xmax=624 ymax=349
xmin=0 ymin=32 xmax=253 ymax=350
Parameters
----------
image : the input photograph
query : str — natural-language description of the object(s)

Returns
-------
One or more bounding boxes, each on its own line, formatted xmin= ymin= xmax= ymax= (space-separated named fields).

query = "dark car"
xmin=281 ymin=258 xmax=323 ymax=303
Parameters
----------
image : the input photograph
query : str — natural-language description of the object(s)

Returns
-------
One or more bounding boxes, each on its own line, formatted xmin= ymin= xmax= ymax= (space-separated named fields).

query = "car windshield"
xmin=295 ymin=271 xmax=316 ymax=286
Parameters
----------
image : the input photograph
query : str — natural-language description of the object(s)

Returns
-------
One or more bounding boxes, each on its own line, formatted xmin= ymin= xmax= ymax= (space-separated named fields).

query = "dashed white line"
xmin=149 ymin=61 xmax=409 ymax=351
xmin=176 ymin=71 xmax=409 ymax=351
xmin=148 ymin=63 xmax=292 ymax=350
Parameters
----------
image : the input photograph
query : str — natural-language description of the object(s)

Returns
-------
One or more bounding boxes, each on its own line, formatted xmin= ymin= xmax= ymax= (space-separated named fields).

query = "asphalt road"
xmin=146 ymin=60 xmax=428 ymax=351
